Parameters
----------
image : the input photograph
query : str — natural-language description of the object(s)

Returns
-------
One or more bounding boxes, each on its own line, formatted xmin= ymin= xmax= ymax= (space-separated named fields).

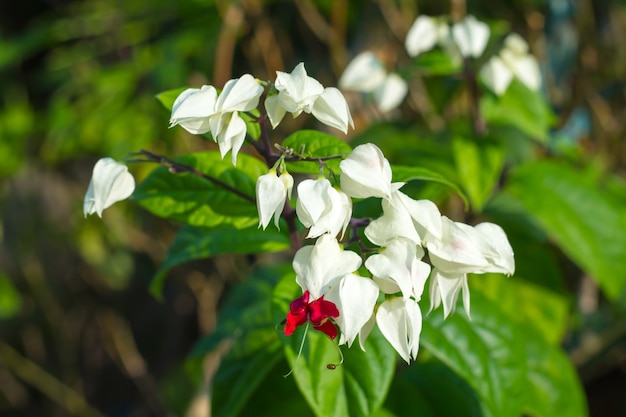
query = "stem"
xmin=463 ymin=57 xmax=486 ymax=137
xmin=129 ymin=149 xmax=256 ymax=205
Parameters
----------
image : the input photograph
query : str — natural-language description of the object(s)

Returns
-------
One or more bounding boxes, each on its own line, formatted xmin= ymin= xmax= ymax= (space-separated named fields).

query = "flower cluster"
xmin=265 ymin=143 xmax=514 ymax=363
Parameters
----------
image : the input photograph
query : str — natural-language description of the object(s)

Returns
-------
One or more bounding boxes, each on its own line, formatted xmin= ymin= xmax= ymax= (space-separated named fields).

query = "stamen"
xmin=326 ymin=341 xmax=344 ymax=370
xmin=283 ymin=323 xmax=309 ymax=378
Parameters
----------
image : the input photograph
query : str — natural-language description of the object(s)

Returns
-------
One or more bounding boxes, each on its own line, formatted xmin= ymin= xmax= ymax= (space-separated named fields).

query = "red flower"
xmin=284 ymin=290 xmax=340 ymax=339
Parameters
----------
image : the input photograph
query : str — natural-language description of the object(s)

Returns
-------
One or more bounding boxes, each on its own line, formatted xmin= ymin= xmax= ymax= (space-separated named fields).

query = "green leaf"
xmin=384 ymin=361 xmax=483 ymax=417
xmin=471 ymin=274 xmax=569 ymax=346
xmin=423 ymin=291 xmax=587 ymax=417
xmin=134 ymin=151 xmax=266 ymax=228
xmin=150 ymin=224 xmax=290 ymax=297
xmin=410 ymin=49 xmax=462 ymax=76
xmin=523 ymin=335 xmax=587 ymax=417
xmin=422 ymin=292 xmax=527 ymax=417
xmin=192 ymin=267 xmax=289 ymax=417
xmin=0 ymin=273 xmax=21 ymax=318
xmin=272 ymin=275 xmax=396 ymax=417
xmin=392 ymin=165 xmax=468 ymax=208
xmin=155 ymin=87 xmax=188 ymax=112
xmin=282 ymin=130 xmax=352 ymax=175
xmin=481 ymin=79 xmax=556 ymax=142
xmin=505 ymin=161 xmax=626 ymax=299
xmin=451 ymin=136 xmax=504 ymax=212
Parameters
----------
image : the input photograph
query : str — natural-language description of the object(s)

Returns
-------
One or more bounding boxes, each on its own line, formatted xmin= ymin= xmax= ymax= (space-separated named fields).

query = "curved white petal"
xmin=326 ymin=273 xmax=379 ymax=348
xmin=264 ymin=95 xmax=286 ymax=128
xmin=169 ymin=85 xmax=218 ymax=134
xmin=340 ymin=143 xmax=393 ymax=199
xmin=296 ymin=179 xmax=330 ymax=226
xmin=376 ymin=298 xmax=422 ymax=363
xmin=339 ymin=51 xmax=387 ymax=92
xmin=405 ymin=16 xmax=439 ymax=57
xmin=256 ymin=172 xmax=287 ymax=230
xmin=275 ymin=63 xmax=324 ymax=114
xmin=426 ymin=217 xmax=490 ymax=273
xmin=481 ymin=56 xmax=514 ymax=95
xmin=364 ymin=197 xmax=421 ymax=246
xmin=452 ymin=15 xmax=490 ymax=58
xmin=306 ymin=188 xmax=352 ymax=239
xmin=509 ymin=54 xmax=542 ymax=91
xmin=311 ymin=87 xmax=354 ymax=133
xmin=216 ymin=74 xmax=263 ymax=112
xmin=85 ymin=158 xmax=135 ymax=217
xmin=394 ymin=191 xmax=443 ymax=242
xmin=293 ymin=234 xmax=362 ymax=299
xmin=216 ymin=112 xmax=247 ymax=165
xmin=473 ymin=222 xmax=515 ymax=275
xmin=373 ymin=73 xmax=408 ymax=112
xmin=429 ymin=269 xmax=469 ymax=318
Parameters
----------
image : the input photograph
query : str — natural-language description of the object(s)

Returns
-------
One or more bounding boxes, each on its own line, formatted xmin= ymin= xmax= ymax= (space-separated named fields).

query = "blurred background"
xmin=0 ymin=0 xmax=625 ymax=416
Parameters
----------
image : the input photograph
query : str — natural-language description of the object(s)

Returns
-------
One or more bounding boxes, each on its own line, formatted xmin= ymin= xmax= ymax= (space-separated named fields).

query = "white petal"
xmin=306 ymin=188 xmax=352 ymax=239
xmin=169 ymin=85 xmax=217 ymax=134
xmin=364 ymin=197 xmax=421 ymax=246
xmin=86 ymin=158 xmax=135 ymax=217
xmin=295 ymin=179 xmax=330 ymax=226
xmin=365 ymin=238 xmax=430 ymax=300
xmin=340 ymin=143 xmax=393 ymax=199
xmin=394 ymin=191 xmax=442 ymax=242
xmin=275 ymin=63 xmax=324 ymax=114
xmin=373 ymin=73 xmax=408 ymax=112
xmin=326 ymin=273 xmax=379 ymax=348
xmin=509 ymin=54 xmax=542 ymax=91
xmin=216 ymin=74 xmax=263 ymax=112
xmin=264 ymin=95 xmax=286 ymax=128
xmin=311 ymin=87 xmax=354 ymax=133
xmin=429 ymin=269 xmax=468 ymax=318
xmin=426 ymin=216 xmax=490 ymax=273
xmin=376 ymin=298 xmax=422 ymax=363
xmin=216 ymin=112 xmax=247 ymax=165
xmin=473 ymin=222 xmax=515 ymax=275
xmin=480 ymin=56 xmax=514 ymax=95
xmin=293 ymin=234 xmax=362 ymax=299
xmin=503 ymin=33 xmax=529 ymax=55
xmin=338 ymin=51 xmax=387 ymax=92
xmin=452 ymin=15 xmax=490 ymax=58
xmin=405 ymin=16 xmax=439 ymax=57
xmin=256 ymin=172 xmax=287 ymax=230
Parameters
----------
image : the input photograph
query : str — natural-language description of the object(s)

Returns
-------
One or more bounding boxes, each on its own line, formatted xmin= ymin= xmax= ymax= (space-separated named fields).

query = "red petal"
xmin=284 ymin=311 xmax=307 ymax=336
xmin=314 ymin=320 xmax=338 ymax=340
xmin=308 ymin=296 xmax=339 ymax=325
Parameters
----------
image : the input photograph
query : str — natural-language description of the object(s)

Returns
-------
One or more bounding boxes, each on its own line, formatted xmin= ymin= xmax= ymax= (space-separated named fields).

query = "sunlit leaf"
xmin=133 ymin=151 xmax=265 ymax=228
xmin=150 ymin=224 xmax=290 ymax=297
xmin=505 ymin=160 xmax=626 ymax=299
xmin=282 ymin=130 xmax=352 ymax=175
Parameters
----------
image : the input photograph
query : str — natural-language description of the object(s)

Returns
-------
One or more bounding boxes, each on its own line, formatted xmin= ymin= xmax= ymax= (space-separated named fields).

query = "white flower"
xmin=365 ymin=237 xmax=431 ymax=301
xmin=293 ymin=235 xmax=378 ymax=347
xmin=295 ymin=178 xmax=352 ymax=239
xmin=405 ymin=16 xmax=449 ymax=57
xmin=339 ymin=143 xmax=395 ymax=199
xmin=373 ymin=73 xmax=409 ymax=113
xmin=169 ymin=74 xmax=263 ymax=165
xmin=339 ymin=52 xmax=387 ymax=93
xmin=256 ymin=171 xmax=293 ymax=230
xmin=364 ymin=187 xmax=441 ymax=246
xmin=451 ymin=15 xmax=490 ymax=58
xmin=481 ymin=33 xmax=542 ymax=95
xmin=209 ymin=75 xmax=264 ymax=164
xmin=405 ymin=14 xmax=489 ymax=61
xmin=266 ymin=63 xmax=354 ymax=133
xmin=84 ymin=158 xmax=135 ymax=218
xmin=339 ymin=52 xmax=408 ymax=113
xmin=169 ymin=85 xmax=217 ymax=134
xmin=376 ymin=297 xmax=422 ymax=364
xmin=426 ymin=217 xmax=515 ymax=317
